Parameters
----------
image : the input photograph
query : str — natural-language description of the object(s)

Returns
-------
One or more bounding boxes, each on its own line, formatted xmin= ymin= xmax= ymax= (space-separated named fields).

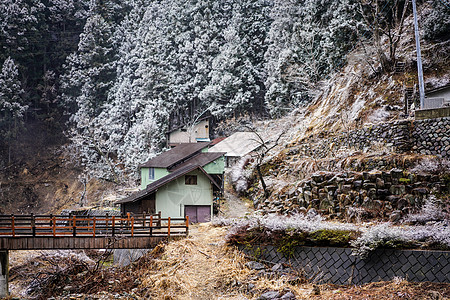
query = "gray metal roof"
xmin=116 ymin=165 xmax=221 ymax=204
xmin=139 ymin=142 xmax=210 ymax=168
xmin=208 ymin=132 xmax=262 ymax=157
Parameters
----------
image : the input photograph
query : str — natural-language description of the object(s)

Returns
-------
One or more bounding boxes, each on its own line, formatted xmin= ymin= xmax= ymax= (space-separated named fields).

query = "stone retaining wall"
xmin=240 ymin=245 xmax=450 ymax=285
xmin=295 ymin=117 xmax=450 ymax=159
xmin=258 ymin=168 xmax=448 ymax=219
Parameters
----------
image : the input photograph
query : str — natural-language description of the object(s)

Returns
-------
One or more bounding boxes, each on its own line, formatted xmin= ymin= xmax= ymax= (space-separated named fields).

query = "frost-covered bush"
xmin=351 ymin=222 xmax=450 ymax=258
xmin=403 ymin=196 xmax=449 ymax=224
xmin=409 ymin=158 xmax=450 ymax=175
xmin=229 ymin=156 xmax=252 ymax=194
xmin=221 ymin=213 xmax=450 ymax=258
xmin=350 ymin=224 xmax=407 ymax=258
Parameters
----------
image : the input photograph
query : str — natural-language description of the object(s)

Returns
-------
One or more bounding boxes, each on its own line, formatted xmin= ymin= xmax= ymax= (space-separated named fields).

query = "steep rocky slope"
xmin=234 ymin=18 xmax=450 ymax=222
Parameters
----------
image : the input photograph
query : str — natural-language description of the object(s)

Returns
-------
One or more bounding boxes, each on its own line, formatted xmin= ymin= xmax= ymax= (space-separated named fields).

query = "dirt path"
xmin=220 ymin=190 xmax=253 ymax=218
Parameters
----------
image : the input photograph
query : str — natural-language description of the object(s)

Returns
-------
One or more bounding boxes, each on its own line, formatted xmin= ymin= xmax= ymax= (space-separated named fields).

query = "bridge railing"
xmin=0 ymin=212 xmax=189 ymax=238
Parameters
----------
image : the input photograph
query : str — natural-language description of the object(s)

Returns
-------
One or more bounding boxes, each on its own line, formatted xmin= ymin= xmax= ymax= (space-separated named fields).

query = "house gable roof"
xmin=139 ymin=142 xmax=210 ymax=169
xmin=117 ymin=165 xmax=221 ymax=204
xmin=208 ymin=132 xmax=262 ymax=157
xmin=169 ymin=152 xmax=226 ymax=172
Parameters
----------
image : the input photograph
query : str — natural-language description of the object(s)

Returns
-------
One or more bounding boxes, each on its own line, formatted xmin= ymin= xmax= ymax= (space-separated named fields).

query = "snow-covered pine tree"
xmin=200 ymin=0 xmax=270 ymax=118
xmin=264 ymin=0 xmax=364 ymax=116
xmin=0 ymin=57 xmax=26 ymax=164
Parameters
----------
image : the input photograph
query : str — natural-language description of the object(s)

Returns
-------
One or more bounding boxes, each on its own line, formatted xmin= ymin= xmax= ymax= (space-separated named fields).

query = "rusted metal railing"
xmin=0 ymin=212 xmax=188 ymax=238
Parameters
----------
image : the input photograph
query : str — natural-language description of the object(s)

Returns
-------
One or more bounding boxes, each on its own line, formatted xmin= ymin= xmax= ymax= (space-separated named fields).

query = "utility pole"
xmin=412 ymin=0 xmax=425 ymax=109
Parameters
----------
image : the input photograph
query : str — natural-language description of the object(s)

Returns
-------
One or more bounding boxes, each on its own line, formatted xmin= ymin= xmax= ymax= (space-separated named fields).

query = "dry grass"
xmin=8 ymin=223 xmax=450 ymax=299
xmin=133 ymin=223 xmax=313 ymax=299
xmin=137 ymin=224 xmax=256 ymax=299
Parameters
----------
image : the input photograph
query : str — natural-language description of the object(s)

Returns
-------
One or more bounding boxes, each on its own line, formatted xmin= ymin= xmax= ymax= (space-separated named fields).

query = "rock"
xmin=258 ymin=291 xmax=281 ymax=300
xmin=319 ymin=199 xmax=332 ymax=210
xmin=311 ymin=199 xmax=320 ymax=208
xmin=428 ymin=290 xmax=443 ymax=300
xmin=246 ymin=261 xmax=265 ymax=270
xmin=389 ymin=210 xmax=402 ymax=223
xmin=311 ymin=174 xmax=323 ymax=183
xmin=389 ymin=168 xmax=403 ymax=180
xmin=303 ymin=191 xmax=312 ymax=202
xmin=353 ymin=180 xmax=362 ymax=188
xmin=412 ymin=187 xmax=429 ymax=195
xmin=390 ymin=185 xmax=406 ymax=195
xmin=247 ymin=283 xmax=255 ymax=291
xmin=312 ymin=285 xmax=320 ymax=295
xmin=376 ymin=178 xmax=385 ymax=188
xmin=324 ymin=185 xmax=337 ymax=193
xmin=368 ymin=188 xmax=377 ymax=198
xmin=361 ymin=197 xmax=372 ymax=209
xmin=281 ymin=291 xmax=296 ymax=299
xmin=272 ymin=263 xmax=283 ymax=272
xmin=362 ymin=172 xmax=370 ymax=180
xmin=318 ymin=192 xmax=328 ymax=201
xmin=397 ymin=198 xmax=409 ymax=210
xmin=340 ymin=184 xmax=352 ymax=193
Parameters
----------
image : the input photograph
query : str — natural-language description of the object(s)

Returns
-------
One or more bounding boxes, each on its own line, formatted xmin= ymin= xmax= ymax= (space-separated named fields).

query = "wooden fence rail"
xmin=0 ymin=212 xmax=189 ymax=238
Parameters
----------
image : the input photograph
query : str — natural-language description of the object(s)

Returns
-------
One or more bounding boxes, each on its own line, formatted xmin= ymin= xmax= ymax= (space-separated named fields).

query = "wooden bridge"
xmin=0 ymin=212 xmax=189 ymax=250
xmin=0 ymin=212 xmax=189 ymax=296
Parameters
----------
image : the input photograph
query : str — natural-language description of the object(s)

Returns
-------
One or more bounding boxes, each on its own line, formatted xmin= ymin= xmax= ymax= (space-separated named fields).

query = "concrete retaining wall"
xmin=240 ymin=245 xmax=450 ymax=285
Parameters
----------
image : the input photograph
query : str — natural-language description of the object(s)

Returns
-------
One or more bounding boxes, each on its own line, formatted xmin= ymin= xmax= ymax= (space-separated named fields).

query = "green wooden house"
xmin=117 ymin=143 xmax=225 ymax=223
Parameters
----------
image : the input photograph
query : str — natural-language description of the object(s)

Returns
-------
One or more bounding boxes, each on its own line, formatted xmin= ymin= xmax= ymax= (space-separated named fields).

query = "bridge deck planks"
xmin=0 ymin=236 xmax=182 ymax=250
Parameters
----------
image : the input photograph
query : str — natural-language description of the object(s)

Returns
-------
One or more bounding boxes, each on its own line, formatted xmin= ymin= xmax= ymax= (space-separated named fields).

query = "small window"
xmin=149 ymin=168 xmax=155 ymax=180
xmin=185 ymin=175 xmax=197 ymax=185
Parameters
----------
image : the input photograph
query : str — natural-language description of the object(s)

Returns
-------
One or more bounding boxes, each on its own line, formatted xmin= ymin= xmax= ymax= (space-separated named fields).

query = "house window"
xmin=185 ymin=175 xmax=197 ymax=185
xmin=149 ymin=168 xmax=155 ymax=180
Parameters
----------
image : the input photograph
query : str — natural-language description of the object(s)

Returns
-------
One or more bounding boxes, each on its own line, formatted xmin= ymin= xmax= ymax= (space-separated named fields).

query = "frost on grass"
xmin=409 ymin=157 xmax=450 ymax=174
xmin=367 ymin=107 xmax=390 ymax=124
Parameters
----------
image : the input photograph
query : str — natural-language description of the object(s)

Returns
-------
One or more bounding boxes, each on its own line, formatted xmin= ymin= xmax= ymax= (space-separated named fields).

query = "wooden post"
xmin=186 ymin=215 xmax=189 ymax=236
xmin=143 ymin=212 xmax=146 ymax=227
xmin=10 ymin=215 xmax=14 ymax=237
xmin=0 ymin=250 xmax=9 ymax=297
xmin=168 ymin=217 xmax=171 ymax=237
xmin=158 ymin=211 xmax=161 ymax=227
xmin=150 ymin=215 xmax=153 ymax=236
xmin=31 ymin=213 xmax=35 ymax=236
xmin=72 ymin=215 xmax=77 ymax=237
xmin=112 ymin=216 xmax=115 ymax=236
xmin=52 ymin=216 xmax=56 ymax=237
xmin=92 ymin=217 xmax=96 ymax=237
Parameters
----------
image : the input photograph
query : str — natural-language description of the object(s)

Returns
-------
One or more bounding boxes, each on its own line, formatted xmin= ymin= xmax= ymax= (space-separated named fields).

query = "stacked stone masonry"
xmin=258 ymin=168 xmax=448 ymax=220
xmin=296 ymin=117 xmax=450 ymax=159
xmin=240 ymin=245 xmax=450 ymax=285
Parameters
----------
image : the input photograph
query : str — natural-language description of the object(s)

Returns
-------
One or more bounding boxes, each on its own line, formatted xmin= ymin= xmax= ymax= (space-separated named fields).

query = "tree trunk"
xmin=256 ymin=164 xmax=269 ymax=199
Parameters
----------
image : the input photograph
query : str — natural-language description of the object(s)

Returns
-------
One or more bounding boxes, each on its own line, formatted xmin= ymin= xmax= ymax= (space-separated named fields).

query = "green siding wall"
xmin=155 ymin=169 xmax=213 ymax=219
xmin=203 ymin=156 xmax=225 ymax=174
xmin=140 ymin=167 xmax=170 ymax=190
